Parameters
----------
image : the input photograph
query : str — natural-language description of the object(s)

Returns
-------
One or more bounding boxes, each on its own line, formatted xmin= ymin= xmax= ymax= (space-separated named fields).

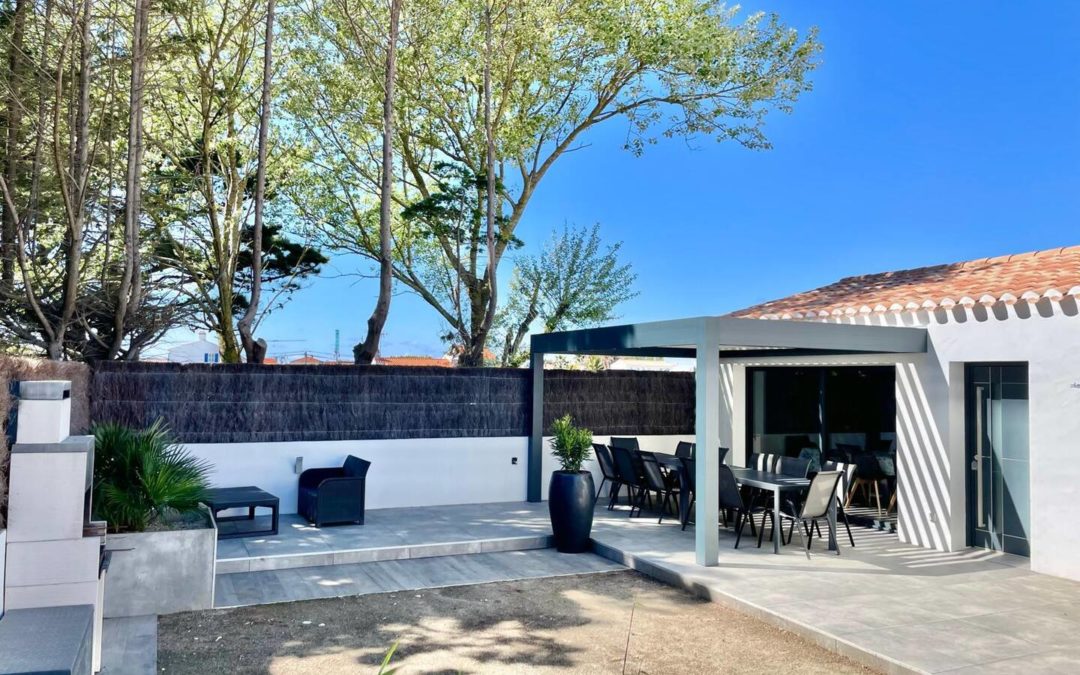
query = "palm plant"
xmin=92 ymin=420 xmax=211 ymax=532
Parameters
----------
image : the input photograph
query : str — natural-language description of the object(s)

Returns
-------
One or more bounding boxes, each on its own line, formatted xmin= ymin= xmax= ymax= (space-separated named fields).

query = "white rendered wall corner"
xmin=4 ymin=380 xmax=102 ymax=614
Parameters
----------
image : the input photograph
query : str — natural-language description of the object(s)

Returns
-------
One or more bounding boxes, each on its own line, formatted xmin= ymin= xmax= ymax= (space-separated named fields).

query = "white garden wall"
xmin=187 ymin=434 xmax=694 ymax=515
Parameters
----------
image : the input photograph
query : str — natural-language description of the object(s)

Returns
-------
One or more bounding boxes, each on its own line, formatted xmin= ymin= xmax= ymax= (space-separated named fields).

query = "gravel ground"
xmin=159 ymin=569 xmax=875 ymax=674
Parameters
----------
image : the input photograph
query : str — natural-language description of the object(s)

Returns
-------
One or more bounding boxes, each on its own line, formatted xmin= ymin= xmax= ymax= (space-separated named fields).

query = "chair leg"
xmin=795 ymin=518 xmax=810 ymax=559
xmin=734 ymin=512 xmax=746 ymax=549
xmin=840 ymin=509 xmax=855 ymax=547
xmin=607 ymin=482 xmax=621 ymax=510
xmin=593 ymin=477 xmax=607 ymax=505
xmin=814 ymin=521 xmax=822 ymax=538
xmin=845 ymin=480 xmax=857 ymax=509
xmin=873 ymin=480 xmax=882 ymax=515
xmin=887 ymin=488 xmax=897 ymax=515
xmin=682 ymin=496 xmax=695 ymax=531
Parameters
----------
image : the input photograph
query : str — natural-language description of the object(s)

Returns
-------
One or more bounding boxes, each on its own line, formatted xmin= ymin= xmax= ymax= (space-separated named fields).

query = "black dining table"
xmin=728 ymin=467 xmax=837 ymax=554
xmin=649 ymin=458 xmax=839 ymax=555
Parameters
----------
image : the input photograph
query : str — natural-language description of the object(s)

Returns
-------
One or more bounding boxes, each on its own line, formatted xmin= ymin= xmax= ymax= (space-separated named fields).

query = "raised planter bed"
xmin=104 ymin=509 xmax=217 ymax=617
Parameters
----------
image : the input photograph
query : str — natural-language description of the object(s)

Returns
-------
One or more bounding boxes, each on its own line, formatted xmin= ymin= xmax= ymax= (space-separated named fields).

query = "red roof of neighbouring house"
xmin=376 ymin=355 xmax=453 ymax=367
xmin=730 ymin=245 xmax=1080 ymax=319
xmin=289 ymin=355 xmax=322 ymax=365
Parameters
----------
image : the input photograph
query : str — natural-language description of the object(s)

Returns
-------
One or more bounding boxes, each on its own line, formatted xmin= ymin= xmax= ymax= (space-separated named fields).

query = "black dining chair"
xmin=611 ymin=445 xmax=648 ymax=515
xmin=610 ymin=437 xmax=640 ymax=451
xmin=674 ymin=441 xmax=695 ymax=459
xmin=679 ymin=456 xmax=696 ymax=530
xmin=638 ymin=452 xmax=680 ymax=523
xmin=775 ymin=456 xmax=811 ymax=478
xmin=719 ymin=465 xmax=761 ymax=548
xmin=591 ymin=443 xmax=622 ymax=508
xmin=779 ymin=470 xmax=844 ymax=559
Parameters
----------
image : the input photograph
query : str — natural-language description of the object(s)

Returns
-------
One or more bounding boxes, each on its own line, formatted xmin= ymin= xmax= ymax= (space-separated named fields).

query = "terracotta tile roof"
xmin=376 ymin=356 xmax=453 ymax=367
xmin=289 ymin=355 xmax=322 ymax=365
xmin=731 ymin=245 xmax=1080 ymax=320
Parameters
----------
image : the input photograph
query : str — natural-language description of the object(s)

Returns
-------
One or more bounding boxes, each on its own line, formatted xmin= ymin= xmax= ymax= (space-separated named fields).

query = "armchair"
xmin=297 ymin=455 xmax=371 ymax=526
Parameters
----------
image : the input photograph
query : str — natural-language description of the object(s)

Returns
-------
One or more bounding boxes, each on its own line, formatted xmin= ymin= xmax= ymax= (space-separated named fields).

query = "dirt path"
xmin=159 ymin=569 xmax=874 ymax=674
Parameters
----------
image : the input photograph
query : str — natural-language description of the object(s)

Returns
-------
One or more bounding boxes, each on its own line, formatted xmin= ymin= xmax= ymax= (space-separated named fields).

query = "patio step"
xmin=216 ymin=533 xmax=554 ymax=575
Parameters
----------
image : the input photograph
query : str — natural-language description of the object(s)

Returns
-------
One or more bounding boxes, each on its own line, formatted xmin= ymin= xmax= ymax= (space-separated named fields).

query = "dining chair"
xmin=610 ymin=437 xmax=640 ymax=451
xmin=822 ymin=459 xmax=857 ymax=547
xmin=611 ymin=446 xmax=649 ymax=515
xmin=638 ymin=452 xmax=680 ymax=524
xmin=679 ymin=456 xmax=696 ymax=530
xmin=718 ymin=465 xmax=761 ymax=548
xmin=674 ymin=441 xmax=695 ymax=459
xmin=591 ymin=443 xmax=622 ymax=508
xmin=775 ymin=456 xmax=811 ymax=478
xmin=779 ymin=470 xmax=844 ymax=559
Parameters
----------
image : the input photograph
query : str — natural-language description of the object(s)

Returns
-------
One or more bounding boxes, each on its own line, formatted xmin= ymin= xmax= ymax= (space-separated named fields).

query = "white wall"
xmin=725 ymin=298 xmax=1080 ymax=581
xmin=188 ymin=434 xmax=693 ymax=515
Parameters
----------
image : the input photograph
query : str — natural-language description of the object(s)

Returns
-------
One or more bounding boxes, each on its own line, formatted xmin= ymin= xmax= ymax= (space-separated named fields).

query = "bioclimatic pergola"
xmin=528 ymin=316 xmax=928 ymax=566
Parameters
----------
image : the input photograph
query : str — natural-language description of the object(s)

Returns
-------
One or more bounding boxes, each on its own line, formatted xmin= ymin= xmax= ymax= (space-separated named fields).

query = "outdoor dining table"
xmin=728 ymin=467 xmax=837 ymax=554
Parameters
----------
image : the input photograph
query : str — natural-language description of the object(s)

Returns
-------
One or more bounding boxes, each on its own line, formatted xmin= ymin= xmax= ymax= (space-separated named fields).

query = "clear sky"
xmin=188 ymin=1 xmax=1080 ymax=362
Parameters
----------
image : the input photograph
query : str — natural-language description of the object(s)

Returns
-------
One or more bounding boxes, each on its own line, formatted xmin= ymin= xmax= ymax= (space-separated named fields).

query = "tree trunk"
xmin=1 ymin=0 xmax=28 ymax=294
xmin=468 ymin=0 xmax=498 ymax=368
xmin=109 ymin=0 xmax=150 ymax=359
xmin=353 ymin=0 xmax=401 ymax=365
xmin=239 ymin=0 xmax=275 ymax=364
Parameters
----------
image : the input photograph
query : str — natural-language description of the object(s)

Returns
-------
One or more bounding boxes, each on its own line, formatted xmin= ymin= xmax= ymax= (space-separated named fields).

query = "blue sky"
xmin=206 ymin=1 xmax=1080 ymax=362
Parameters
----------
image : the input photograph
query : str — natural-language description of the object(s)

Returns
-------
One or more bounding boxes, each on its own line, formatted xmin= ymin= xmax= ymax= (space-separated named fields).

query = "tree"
xmin=353 ymin=0 xmax=403 ymax=365
xmin=494 ymin=223 xmax=636 ymax=367
xmin=290 ymin=0 xmax=820 ymax=366
xmin=238 ymin=0 xmax=277 ymax=364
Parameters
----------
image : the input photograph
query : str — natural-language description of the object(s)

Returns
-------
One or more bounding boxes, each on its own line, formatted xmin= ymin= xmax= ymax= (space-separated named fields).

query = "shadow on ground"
xmin=158 ymin=569 xmax=872 ymax=674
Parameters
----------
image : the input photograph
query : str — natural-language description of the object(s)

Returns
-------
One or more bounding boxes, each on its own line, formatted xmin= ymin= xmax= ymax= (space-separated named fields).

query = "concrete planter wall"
xmin=104 ymin=512 xmax=216 ymax=617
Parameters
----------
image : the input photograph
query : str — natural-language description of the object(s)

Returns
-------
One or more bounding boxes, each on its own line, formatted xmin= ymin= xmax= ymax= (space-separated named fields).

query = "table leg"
xmin=270 ymin=502 xmax=279 ymax=536
xmin=248 ymin=506 xmax=256 ymax=520
xmin=773 ymin=488 xmax=781 ymax=554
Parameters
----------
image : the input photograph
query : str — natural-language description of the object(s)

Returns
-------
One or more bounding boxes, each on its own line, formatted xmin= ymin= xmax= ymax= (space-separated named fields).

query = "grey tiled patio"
xmin=587 ymin=504 xmax=1080 ymax=675
xmin=215 ymin=501 xmax=554 ymax=573
xmin=212 ymin=500 xmax=1080 ymax=673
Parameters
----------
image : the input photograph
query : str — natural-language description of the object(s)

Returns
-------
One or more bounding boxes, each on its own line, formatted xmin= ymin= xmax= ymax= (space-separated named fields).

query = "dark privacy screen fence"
xmin=91 ymin=362 xmax=695 ymax=443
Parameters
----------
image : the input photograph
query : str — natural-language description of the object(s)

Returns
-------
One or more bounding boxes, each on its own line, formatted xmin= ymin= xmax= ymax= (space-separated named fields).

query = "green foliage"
xmin=550 ymin=414 xmax=593 ymax=473
xmin=92 ymin=420 xmax=211 ymax=533
xmin=495 ymin=223 xmax=637 ymax=366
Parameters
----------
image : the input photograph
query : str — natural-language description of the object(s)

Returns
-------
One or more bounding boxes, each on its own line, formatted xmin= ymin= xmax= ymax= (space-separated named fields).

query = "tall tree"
xmin=238 ymin=0 xmax=276 ymax=364
xmin=494 ymin=223 xmax=636 ymax=366
xmin=353 ymin=0 xmax=402 ymax=365
xmin=1 ymin=0 xmax=29 ymax=294
xmin=108 ymin=0 xmax=150 ymax=359
xmin=291 ymin=0 xmax=820 ymax=365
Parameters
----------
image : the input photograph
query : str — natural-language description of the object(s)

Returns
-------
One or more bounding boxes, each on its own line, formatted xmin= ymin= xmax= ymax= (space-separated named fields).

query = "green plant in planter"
xmin=92 ymin=420 xmax=212 ymax=532
xmin=550 ymin=414 xmax=593 ymax=472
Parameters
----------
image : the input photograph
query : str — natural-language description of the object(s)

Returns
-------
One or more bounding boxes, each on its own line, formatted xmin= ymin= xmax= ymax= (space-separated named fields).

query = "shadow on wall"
xmin=895 ymin=355 xmax=953 ymax=552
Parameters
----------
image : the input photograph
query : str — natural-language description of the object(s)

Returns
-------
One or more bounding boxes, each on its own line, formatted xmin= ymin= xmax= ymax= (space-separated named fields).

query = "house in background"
xmin=167 ymin=331 xmax=220 ymax=364
xmin=375 ymin=355 xmax=453 ymax=367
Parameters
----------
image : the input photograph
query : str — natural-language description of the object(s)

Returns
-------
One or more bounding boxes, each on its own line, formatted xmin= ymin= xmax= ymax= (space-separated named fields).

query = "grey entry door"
xmin=966 ymin=364 xmax=1030 ymax=556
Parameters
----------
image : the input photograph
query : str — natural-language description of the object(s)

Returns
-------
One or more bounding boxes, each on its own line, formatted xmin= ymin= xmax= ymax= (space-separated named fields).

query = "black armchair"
xmin=298 ymin=455 xmax=371 ymax=526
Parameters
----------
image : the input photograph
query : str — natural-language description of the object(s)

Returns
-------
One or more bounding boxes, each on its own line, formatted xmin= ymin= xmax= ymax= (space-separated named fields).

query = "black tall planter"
xmin=548 ymin=471 xmax=595 ymax=553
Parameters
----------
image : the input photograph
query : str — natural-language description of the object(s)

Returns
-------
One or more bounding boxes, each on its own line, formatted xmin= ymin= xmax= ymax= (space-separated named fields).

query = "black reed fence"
xmin=90 ymin=362 xmax=694 ymax=443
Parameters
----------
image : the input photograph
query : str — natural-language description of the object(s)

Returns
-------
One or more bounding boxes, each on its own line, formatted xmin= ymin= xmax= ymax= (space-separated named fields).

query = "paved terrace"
xmin=210 ymin=501 xmax=1080 ymax=674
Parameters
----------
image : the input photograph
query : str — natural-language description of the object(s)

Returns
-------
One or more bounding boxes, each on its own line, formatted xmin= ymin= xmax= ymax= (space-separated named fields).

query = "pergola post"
xmin=695 ymin=324 xmax=720 ymax=566
xmin=527 ymin=351 xmax=544 ymax=502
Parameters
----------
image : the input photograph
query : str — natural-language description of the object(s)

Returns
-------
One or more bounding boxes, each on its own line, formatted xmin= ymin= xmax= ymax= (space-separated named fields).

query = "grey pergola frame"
xmin=528 ymin=316 xmax=928 ymax=566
